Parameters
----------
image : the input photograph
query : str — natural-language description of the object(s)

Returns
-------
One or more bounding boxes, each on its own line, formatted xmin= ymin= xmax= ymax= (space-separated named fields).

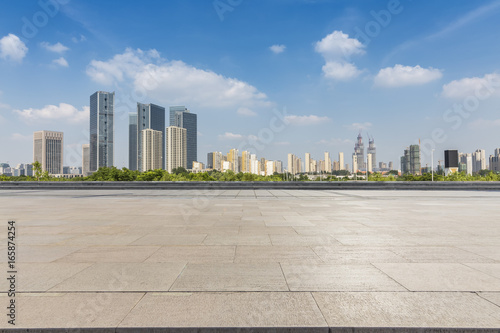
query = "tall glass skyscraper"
xmin=90 ymin=91 xmax=114 ymax=172
xmin=137 ymin=103 xmax=165 ymax=171
xmin=169 ymin=106 xmax=197 ymax=169
xmin=128 ymin=113 xmax=138 ymax=170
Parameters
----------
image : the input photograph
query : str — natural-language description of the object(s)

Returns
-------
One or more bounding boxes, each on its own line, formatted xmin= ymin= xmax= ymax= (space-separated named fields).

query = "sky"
xmin=1 ymin=0 xmax=500 ymax=169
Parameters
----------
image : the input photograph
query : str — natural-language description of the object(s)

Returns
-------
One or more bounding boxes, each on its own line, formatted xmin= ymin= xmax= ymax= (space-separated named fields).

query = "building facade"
xmin=354 ymin=133 xmax=365 ymax=170
xmin=170 ymin=106 xmax=197 ymax=169
xmin=137 ymin=103 xmax=165 ymax=171
xmin=33 ymin=130 xmax=63 ymax=175
xmin=128 ymin=113 xmax=138 ymax=170
xmin=142 ymin=129 xmax=163 ymax=171
xmin=401 ymin=145 xmax=421 ymax=175
xmin=82 ymin=144 xmax=90 ymax=176
xmin=166 ymin=126 xmax=187 ymax=173
xmin=90 ymin=91 xmax=114 ymax=171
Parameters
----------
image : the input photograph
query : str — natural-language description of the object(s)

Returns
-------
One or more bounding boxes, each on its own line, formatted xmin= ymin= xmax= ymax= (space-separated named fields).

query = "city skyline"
xmin=2 ymin=1 xmax=500 ymax=167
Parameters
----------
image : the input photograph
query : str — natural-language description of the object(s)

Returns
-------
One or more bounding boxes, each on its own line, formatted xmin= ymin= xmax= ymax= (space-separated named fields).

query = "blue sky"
xmin=1 ymin=0 xmax=500 ymax=169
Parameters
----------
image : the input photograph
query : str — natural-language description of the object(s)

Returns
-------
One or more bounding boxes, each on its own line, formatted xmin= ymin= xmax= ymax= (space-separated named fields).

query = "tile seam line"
xmin=370 ymin=262 xmax=410 ymax=292
xmin=475 ymin=291 xmax=500 ymax=310
xmin=116 ymin=291 xmax=147 ymax=329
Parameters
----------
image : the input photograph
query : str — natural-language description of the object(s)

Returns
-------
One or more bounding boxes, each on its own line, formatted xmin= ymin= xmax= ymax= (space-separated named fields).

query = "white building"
xmin=142 ymin=129 xmax=163 ymax=171
xmin=33 ymin=130 xmax=63 ymax=175
xmin=166 ymin=126 xmax=187 ymax=173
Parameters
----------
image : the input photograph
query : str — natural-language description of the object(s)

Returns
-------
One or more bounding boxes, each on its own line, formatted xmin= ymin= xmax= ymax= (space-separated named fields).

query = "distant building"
xmin=490 ymin=148 xmax=500 ymax=172
xmin=128 ymin=113 xmax=138 ymax=170
xmin=444 ymin=150 xmax=459 ymax=176
xmin=339 ymin=152 xmax=344 ymax=170
xmin=401 ymin=145 xmax=421 ymax=175
xmin=142 ymin=129 xmax=163 ymax=171
xmin=389 ymin=161 xmax=394 ymax=170
xmin=207 ymin=151 xmax=223 ymax=171
xmin=324 ymin=152 xmax=331 ymax=173
xmin=165 ymin=126 xmax=187 ymax=173
xmin=192 ymin=161 xmax=204 ymax=172
xmin=354 ymin=133 xmax=365 ymax=170
xmin=33 ymin=130 xmax=63 ymax=175
xmin=287 ymin=153 xmax=301 ymax=175
xmin=137 ymin=103 xmax=165 ymax=171
xmin=367 ymin=136 xmax=376 ymax=168
xmin=82 ymin=144 xmax=90 ymax=176
xmin=90 ymin=91 xmax=114 ymax=171
xmin=241 ymin=151 xmax=251 ymax=173
xmin=170 ymin=106 xmax=197 ymax=169
xmin=459 ymin=153 xmax=473 ymax=175
xmin=472 ymin=149 xmax=486 ymax=173
xmin=367 ymin=153 xmax=373 ymax=173
xmin=352 ymin=154 xmax=358 ymax=174
xmin=305 ymin=153 xmax=311 ymax=173
xmin=227 ymin=149 xmax=239 ymax=172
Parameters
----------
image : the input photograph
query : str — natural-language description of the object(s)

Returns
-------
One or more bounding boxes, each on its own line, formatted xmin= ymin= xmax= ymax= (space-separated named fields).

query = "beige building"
xmin=227 ymin=149 xmax=239 ymax=172
xmin=367 ymin=153 xmax=373 ymax=173
xmin=192 ymin=161 xmax=204 ymax=172
xmin=142 ymin=129 xmax=163 ymax=171
xmin=324 ymin=152 xmax=331 ymax=173
xmin=33 ymin=130 xmax=63 ymax=175
xmin=82 ymin=144 xmax=90 ymax=176
xmin=352 ymin=154 xmax=358 ymax=174
xmin=305 ymin=153 xmax=311 ymax=173
xmin=241 ymin=151 xmax=251 ymax=173
xmin=166 ymin=126 xmax=187 ymax=173
xmin=339 ymin=152 xmax=344 ymax=170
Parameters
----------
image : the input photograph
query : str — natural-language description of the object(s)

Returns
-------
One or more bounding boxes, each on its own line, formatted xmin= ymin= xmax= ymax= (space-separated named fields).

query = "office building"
xmin=170 ymin=106 xmax=197 ymax=169
xmin=339 ymin=152 xmax=344 ymax=170
xmin=401 ymin=145 xmax=421 ymax=175
xmin=137 ymin=103 xmax=165 ymax=171
xmin=142 ymin=129 xmax=163 ymax=171
xmin=166 ymin=126 xmax=187 ymax=173
xmin=33 ymin=130 xmax=63 ymax=175
xmin=444 ymin=150 xmax=459 ymax=176
xmin=207 ymin=151 xmax=223 ymax=171
xmin=90 ymin=91 xmax=114 ymax=171
xmin=128 ymin=113 xmax=138 ymax=170
xmin=389 ymin=161 xmax=394 ymax=170
xmin=354 ymin=133 xmax=365 ymax=170
xmin=82 ymin=144 xmax=90 ymax=176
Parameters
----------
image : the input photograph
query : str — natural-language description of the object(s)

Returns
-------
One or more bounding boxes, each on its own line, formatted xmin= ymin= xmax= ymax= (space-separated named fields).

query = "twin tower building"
xmin=90 ymin=91 xmax=197 ymax=174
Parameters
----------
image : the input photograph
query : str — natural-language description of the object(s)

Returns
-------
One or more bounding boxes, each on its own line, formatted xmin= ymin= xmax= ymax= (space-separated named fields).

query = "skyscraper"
xmin=33 ymin=130 xmax=63 ymax=175
xmin=137 ymin=103 xmax=165 ymax=171
xmin=305 ymin=153 xmax=311 ymax=173
xmin=90 ymin=91 xmax=114 ymax=172
xmin=170 ymin=106 xmax=197 ymax=169
xmin=82 ymin=144 xmax=90 ymax=176
xmin=489 ymin=149 xmax=500 ymax=172
xmin=241 ymin=151 xmax=251 ymax=173
xmin=324 ymin=152 xmax=332 ymax=173
xmin=401 ymin=145 xmax=421 ymax=175
xmin=352 ymin=154 xmax=358 ymax=174
xmin=367 ymin=153 xmax=373 ymax=173
xmin=128 ymin=113 xmax=138 ymax=170
xmin=166 ymin=126 xmax=187 ymax=173
xmin=472 ymin=149 xmax=486 ymax=173
xmin=367 ymin=136 xmax=376 ymax=169
xmin=142 ymin=129 xmax=163 ymax=171
xmin=354 ymin=132 xmax=365 ymax=170
xmin=339 ymin=152 xmax=344 ymax=170
xmin=227 ymin=149 xmax=239 ymax=172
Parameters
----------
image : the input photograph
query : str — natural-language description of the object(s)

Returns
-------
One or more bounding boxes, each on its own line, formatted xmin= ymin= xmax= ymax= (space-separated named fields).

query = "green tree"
xmin=33 ymin=161 xmax=42 ymax=181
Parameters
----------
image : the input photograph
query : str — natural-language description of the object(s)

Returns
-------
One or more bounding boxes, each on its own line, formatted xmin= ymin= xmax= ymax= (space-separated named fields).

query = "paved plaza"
xmin=1 ymin=189 xmax=500 ymax=331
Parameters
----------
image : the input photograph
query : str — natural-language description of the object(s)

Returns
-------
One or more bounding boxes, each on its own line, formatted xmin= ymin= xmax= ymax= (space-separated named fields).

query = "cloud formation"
xmin=344 ymin=122 xmax=372 ymax=131
xmin=86 ymin=48 xmax=271 ymax=110
xmin=269 ymin=44 xmax=286 ymax=54
xmin=315 ymin=30 xmax=365 ymax=80
xmin=441 ymin=73 xmax=500 ymax=99
xmin=53 ymin=57 xmax=69 ymax=67
xmin=237 ymin=107 xmax=257 ymax=117
xmin=15 ymin=103 xmax=89 ymax=124
xmin=284 ymin=115 xmax=330 ymax=125
xmin=375 ymin=65 xmax=442 ymax=87
xmin=40 ymin=42 xmax=69 ymax=53
xmin=0 ymin=34 xmax=28 ymax=62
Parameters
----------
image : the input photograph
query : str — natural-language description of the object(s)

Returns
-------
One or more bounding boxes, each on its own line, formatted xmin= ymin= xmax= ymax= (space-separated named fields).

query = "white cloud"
xmin=284 ymin=115 xmax=330 ymax=125
xmin=53 ymin=57 xmax=69 ymax=67
xmin=315 ymin=30 xmax=365 ymax=60
xmin=322 ymin=61 xmax=362 ymax=80
xmin=314 ymin=31 xmax=364 ymax=80
xmin=218 ymin=132 xmax=245 ymax=140
xmin=40 ymin=42 xmax=69 ymax=53
xmin=15 ymin=103 xmax=89 ymax=124
xmin=11 ymin=133 xmax=32 ymax=141
xmin=86 ymin=48 xmax=271 ymax=110
xmin=344 ymin=122 xmax=372 ymax=131
xmin=270 ymin=44 xmax=286 ymax=54
xmin=0 ymin=34 xmax=28 ymax=62
xmin=237 ymin=107 xmax=257 ymax=117
xmin=468 ymin=118 xmax=500 ymax=130
xmin=441 ymin=73 xmax=500 ymax=99
xmin=374 ymin=65 xmax=442 ymax=87
xmin=316 ymin=138 xmax=352 ymax=146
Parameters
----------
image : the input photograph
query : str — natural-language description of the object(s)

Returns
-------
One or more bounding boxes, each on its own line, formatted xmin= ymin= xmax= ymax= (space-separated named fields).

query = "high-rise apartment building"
xmin=339 ymin=152 xmax=344 ymax=170
xmin=367 ymin=153 xmax=373 ymax=173
xmin=354 ymin=133 xmax=365 ymax=170
xmin=305 ymin=153 xmax=311 ymax=173
xmin=170 ymin=106 xmax=197 ymax=169
xmin=128 ymin=113 xmax=138 ymax=170
xmin=287 ymin=154 xmax=301 ymax=175
xmin=352 ymin=154 xmax=358 ymax=174
xmin=136 ymin=103 xmax=165 ymax=171
xmin=459 ymin=153 xmax=473 ymax=175
xmin=489 ymin=149 xmax=500 ymax=172
xmin=324 ymin=152 xmax=332 ymax=173
xmin=82 ymin=144 xmax=90 ymax=176
xmin=472 ymin=149 xmax=486 ymax=173
xmin=90 ymin=91 xmax=114 ymax=171
xmin=401 ymin=145 xmax=421 ymax=175
xmin=142 ymin=129 xmax=163 ymax=171
xmin=241 ymin=151 xmax=251 ymax=173
xmin=227 ymin=149 xmax=239 ymax=172
xmin=166 ymin=126 xmax=187 ymax=173
xmin=33 ymin=130 xmax=63 ymax=175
